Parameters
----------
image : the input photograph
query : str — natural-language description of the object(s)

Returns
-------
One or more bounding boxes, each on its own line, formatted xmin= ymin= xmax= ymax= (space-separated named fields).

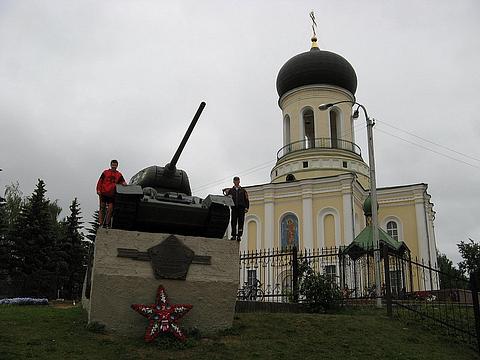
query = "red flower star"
xmin=131 ymin=285 xmax=193 ymax=342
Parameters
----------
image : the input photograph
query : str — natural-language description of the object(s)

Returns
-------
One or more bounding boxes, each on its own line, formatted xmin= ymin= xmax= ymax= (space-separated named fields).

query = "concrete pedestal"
xmin=85 ymin=229 xmax=239 ymax=336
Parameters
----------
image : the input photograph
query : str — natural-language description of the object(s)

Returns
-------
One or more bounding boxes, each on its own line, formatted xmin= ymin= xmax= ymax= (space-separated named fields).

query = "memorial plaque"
xmin=117 ymin=235 xmax=211 ymax=280
xmin=148 ymin=235 xmax=195 ymax=280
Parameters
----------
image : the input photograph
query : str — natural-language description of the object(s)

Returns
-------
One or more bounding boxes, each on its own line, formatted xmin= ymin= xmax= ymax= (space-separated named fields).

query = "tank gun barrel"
xmin=166 ymin=101 xmax=206 ymax=172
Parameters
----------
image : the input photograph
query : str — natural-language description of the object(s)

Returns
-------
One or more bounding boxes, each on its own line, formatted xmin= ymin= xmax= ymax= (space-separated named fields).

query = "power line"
xmin=376 ymin=119 xmax=480 ymax=163
xmin=195 ymin=118 xmax=480 ymax=193
xmin=192 ymin=159 xmax=275 ymax=193
xmin=376 ymin=128 xmax=480 ymax=170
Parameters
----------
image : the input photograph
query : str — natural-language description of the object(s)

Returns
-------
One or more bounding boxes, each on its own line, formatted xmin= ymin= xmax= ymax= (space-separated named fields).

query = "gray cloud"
xmin=1 ymin=0 xmax=479 ymax=265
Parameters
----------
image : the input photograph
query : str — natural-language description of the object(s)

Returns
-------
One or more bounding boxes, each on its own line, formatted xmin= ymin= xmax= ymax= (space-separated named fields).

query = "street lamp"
xmin=319 ymin=100 xmax=382 ymax=307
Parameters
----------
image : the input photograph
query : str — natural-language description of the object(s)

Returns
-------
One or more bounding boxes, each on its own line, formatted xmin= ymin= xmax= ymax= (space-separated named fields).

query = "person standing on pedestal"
xmin=96 ymin=159 xmax=127 ymax=228
xmin=223 ymin=176 xmax=249 ymax=241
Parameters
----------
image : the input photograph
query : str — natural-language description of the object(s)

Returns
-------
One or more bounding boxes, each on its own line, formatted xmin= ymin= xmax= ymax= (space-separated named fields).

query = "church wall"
xmin=379 ymin=203 xmax=420 ymax=259
xmin=312 ymin=193 xmax=344 ymax=248
xmin=245 ymin=202 xmax=265 ymax=250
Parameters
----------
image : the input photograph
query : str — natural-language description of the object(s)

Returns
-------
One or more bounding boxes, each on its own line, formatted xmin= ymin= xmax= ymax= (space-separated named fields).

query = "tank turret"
xmin=111 ymin=102 xmax=233 ymax=238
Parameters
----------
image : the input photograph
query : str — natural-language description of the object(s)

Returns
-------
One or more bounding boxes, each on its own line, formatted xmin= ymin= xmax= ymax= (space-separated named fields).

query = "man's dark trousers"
xmin=231 ymin=206 xmax=246 ymax=237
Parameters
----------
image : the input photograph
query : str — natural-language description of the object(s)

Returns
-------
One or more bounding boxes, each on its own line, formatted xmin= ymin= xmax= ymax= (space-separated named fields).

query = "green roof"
xmin=343 ymin=225 xmax=409 ymax=260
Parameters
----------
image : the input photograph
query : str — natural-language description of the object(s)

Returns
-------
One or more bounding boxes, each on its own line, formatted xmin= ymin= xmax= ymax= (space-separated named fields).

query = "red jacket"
xmin=96 ymin=169 xmax=126 ymax=197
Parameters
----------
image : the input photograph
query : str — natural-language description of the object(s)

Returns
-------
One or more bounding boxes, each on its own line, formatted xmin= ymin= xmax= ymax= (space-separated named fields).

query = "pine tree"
xmin=57 ymin=198 xmax=87 ymax=299
xmin=0 ymin=199 xmax=9 ymax=287
xmin=85 ymin=210 xmax=100 ymax=244
xmin=11 ymin=179 xmax=58 ymax=297
xmin=82 ymin=210 xmax=99 ymax=299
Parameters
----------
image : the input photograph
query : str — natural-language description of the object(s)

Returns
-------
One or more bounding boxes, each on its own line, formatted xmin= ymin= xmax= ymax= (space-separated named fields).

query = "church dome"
xmin=276 ymin=38 xmax=358 ymax=98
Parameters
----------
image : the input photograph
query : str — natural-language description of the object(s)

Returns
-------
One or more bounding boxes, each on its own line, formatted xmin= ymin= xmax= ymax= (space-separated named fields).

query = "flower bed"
xmin=0 ymin=297 xmax=48 ymax=305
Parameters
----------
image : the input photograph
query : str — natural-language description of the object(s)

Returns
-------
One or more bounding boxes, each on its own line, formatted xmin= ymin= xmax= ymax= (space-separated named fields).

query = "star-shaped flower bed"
xmin=131 ymin=285 xmax=193 ymax=342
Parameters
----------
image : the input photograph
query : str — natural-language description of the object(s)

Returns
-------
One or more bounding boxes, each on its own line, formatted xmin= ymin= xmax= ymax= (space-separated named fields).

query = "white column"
xmin=415 ymin=199 xmax=428 ymax=262
xmin=427 ymin=212 xmax=437 ymax=267
xmin=264 ymin=195 xmax=275 ymax=249
xmin=342 ymin=188 xmax=354 ymax=246
xmin=302 ymin=190 xmax=313 ymax=249
xmin=427 ymin=209 xmax=439 ymax=289
xmin=415 ymin=197 xmax=430 ymax=290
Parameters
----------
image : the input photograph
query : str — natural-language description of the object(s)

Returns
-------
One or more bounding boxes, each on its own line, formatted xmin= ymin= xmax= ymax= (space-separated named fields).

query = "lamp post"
xmin=319 ymin=101 xmax=382 ymax=307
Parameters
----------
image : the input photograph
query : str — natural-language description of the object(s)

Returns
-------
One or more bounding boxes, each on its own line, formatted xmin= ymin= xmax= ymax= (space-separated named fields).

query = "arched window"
xmin=329 ymin=108 xmax=340 ymax=148
xmin=324 ymin=214 xmax=335 ymax=247
xmin=280 ymin=213 xmax=299 ymax=249
xmin=283 ymin=115 xmax=291 ymax=147
xmin=386 ymin=221 xmax=399 ymax=240
xmin=303 ymin=108 xmax=315 ymax=149
xmin=317 ymin=208 xmax=340 ymax=248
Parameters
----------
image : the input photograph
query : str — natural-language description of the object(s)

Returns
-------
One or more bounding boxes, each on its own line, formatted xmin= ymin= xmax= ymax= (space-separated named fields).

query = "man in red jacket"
xmin=96 ymin=160 xmax=127 ymax=227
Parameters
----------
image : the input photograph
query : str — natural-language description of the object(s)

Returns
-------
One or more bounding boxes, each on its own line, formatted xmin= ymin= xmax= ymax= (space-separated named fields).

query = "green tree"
xmin=0 ymin=183 xmax=25 ymax=296
xmin=85 ymin=210 xmax=99 ymax=244
xmin=457 ymin=238 xmax=480 ymax=274
xmin=437 ymin=252 xmax=467 ymax=289
xmin=2 ymin=182 xmax=24 ymax=232
xmin=59 ymin=198 xmax=87 ymax=299
xmin=82 ymin=210 xmax=99 ymax=300
xmin=0 ymin=196 xmax=9 ymax=283
xmin=11 ymin=179 xmax=58 ymax=298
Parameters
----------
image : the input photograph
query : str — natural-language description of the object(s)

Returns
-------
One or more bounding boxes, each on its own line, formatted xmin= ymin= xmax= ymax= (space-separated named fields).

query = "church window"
xmin=303 ymin=161 xmax=308 ymax=168
xmin=389 ymin=270 xmax=402 ymax=295
xmin=329 ymin=109 xmax=340 ymax=148
xmin=303 ymin=108 xmax=315 ymax=149
xmin=281 ymin=214 xmax=299 ymax=249
xmin=283 ymin=115 xmax=291 ymax=147
xmin=247 ymin=269 xmax=257 ymax=287
xmin=325 ymin=265 xmax=336 ymax=279
xmin=386 ymin=221 xmax=399 ymax=240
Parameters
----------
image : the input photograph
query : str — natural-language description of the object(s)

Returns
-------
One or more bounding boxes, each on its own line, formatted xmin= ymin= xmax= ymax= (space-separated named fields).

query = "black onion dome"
xmin=276 ymin=46 xmax=357 ymax=98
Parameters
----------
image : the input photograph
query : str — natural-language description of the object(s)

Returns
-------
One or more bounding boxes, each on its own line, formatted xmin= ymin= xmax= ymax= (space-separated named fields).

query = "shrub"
xmin=299 ymin=263 xmax=341 ymax=313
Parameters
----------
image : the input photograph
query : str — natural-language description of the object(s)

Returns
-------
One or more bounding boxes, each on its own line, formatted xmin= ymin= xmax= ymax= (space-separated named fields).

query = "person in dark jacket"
xmin=96 ymin=160 xmax=127 ymax=228
xmin=223 ymin=176 xmax=249 ymax=241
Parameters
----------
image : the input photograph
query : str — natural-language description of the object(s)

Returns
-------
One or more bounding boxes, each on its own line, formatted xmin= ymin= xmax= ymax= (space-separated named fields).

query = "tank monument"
xmin=83 ymin=102 xmax=239 ymax=340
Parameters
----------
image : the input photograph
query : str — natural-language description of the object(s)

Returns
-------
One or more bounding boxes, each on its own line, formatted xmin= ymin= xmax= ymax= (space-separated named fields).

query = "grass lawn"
xmin=0 ymin=304 xmax=478 ymax=360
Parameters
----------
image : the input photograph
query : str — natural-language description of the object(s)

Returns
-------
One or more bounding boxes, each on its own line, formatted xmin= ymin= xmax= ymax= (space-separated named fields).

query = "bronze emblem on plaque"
xmin=117 ymin=235 xmax=211 ymax=280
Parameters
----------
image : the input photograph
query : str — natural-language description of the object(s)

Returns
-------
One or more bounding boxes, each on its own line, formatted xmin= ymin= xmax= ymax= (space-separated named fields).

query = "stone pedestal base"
xmin=84 ymin=229 xmax=239 ymax=336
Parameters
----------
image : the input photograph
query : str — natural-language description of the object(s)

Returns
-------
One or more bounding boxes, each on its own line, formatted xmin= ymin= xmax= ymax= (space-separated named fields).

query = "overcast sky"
xmin=1 ymin=0 xmax=479 ymax=264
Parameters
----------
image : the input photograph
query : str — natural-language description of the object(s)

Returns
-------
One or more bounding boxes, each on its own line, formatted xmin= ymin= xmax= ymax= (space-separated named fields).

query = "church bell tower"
xmin=271 ymin=34 xmax=370 ymax=188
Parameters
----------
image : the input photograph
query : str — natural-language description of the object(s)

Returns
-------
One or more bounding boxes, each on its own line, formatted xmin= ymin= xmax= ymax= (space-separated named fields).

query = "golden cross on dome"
xmin=309 ymin=11 xmax=319 ymax=49
xmin=309 ymin=11 xmax=317 ymax=37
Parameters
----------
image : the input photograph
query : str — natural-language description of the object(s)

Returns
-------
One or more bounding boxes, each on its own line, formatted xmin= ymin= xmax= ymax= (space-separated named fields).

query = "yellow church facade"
xmin=239 ymin=36 xmax=438 ymax=273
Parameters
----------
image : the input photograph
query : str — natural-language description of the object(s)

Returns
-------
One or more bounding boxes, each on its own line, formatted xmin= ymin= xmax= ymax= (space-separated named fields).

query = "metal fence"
xmin=238 ymin=246 xmax=424 ymax=302
xmin=384 ymin=250 xmax=480 ymax=352
xmin=238 ymin=246 xmax=480 ymax=352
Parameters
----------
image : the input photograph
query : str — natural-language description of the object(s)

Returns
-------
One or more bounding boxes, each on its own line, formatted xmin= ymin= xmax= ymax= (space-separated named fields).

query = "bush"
xmin=299 ymin=263 xmax=341 ymax=313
